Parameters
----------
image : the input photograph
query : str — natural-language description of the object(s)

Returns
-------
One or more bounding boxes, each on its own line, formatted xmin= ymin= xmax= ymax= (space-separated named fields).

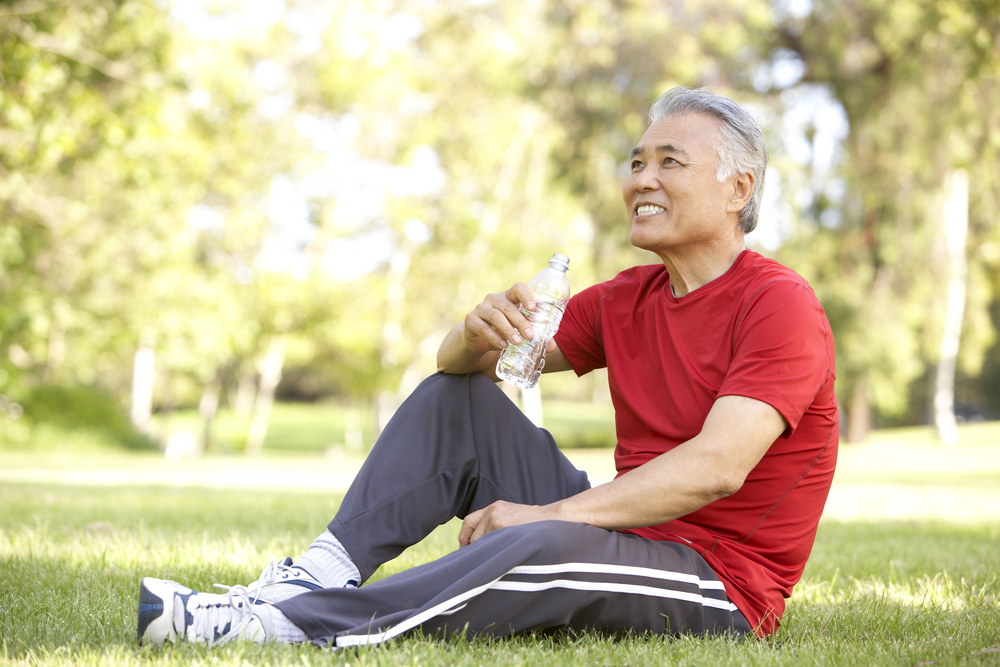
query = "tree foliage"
xmin=3 ymin=0 xmax=1000 ymax=447
xmin=767 ymin=0 xmax=1000 ymax=438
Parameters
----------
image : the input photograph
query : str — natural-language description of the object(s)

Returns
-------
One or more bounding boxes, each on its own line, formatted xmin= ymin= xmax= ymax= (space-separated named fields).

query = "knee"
xmin=465 ymin=372 xmax=520 ymax=414
xmin=416 ymin=371 xmax=485 ymax=394
xmin=463 ymin=371 xmax=504 ymax=395
xmin=408 ymin=372 xmax=470 ymax=405
xmin=415 ymin=372 xmax=506 ymax=405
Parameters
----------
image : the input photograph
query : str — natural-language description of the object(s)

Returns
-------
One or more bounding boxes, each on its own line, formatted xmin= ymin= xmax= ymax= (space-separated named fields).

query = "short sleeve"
xmin=718 ymin=279 xmax=834 ymax=433
xmin=553 ymin=278 xmax=619 ymax=376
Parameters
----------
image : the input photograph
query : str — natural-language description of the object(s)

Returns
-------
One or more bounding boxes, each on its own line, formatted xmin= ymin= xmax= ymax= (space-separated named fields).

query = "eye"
xmin=630 ymin=159 xmax=643 ymax=170
xmin=663 ymin=156 xmax=678 ymax=166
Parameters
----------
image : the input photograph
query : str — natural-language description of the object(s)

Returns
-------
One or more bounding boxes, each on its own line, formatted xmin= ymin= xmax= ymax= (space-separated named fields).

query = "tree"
xmin=768 ymin=0 xmax=1000 ymax=440
xmin=1 ymin=0 xmax=177 ymax=404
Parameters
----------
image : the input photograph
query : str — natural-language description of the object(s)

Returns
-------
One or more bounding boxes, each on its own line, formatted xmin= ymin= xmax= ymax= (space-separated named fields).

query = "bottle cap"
xmin=549 ymin=253 xmax=570 ymax=272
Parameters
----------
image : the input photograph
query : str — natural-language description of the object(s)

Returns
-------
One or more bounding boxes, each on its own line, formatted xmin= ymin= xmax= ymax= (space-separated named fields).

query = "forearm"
xmin=459 ymin=443 xmax=735 ymax=547
xmin=437 ymin=323 xmax=501 ymax=378
xmin=547 ymin=445 xmax=739 ymax=530
xmin=547 ymin=395 xmax=783 ymax=530
xmin=461 ymin=394 xmax=785 ymax=546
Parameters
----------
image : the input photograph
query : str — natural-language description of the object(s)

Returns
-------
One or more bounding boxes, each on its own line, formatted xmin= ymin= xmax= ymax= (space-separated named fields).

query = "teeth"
xmin=636 ymin=205 xmax=664 ymax=216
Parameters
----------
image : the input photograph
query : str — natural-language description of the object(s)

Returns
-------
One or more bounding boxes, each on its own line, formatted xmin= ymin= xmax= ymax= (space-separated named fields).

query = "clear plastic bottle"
xmin=495 ymin=253 xmax=570 ymax=389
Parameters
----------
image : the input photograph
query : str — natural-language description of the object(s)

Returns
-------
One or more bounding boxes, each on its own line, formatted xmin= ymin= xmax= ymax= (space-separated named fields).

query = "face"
xmin=622 ymin=113 xmax=746 ymax=257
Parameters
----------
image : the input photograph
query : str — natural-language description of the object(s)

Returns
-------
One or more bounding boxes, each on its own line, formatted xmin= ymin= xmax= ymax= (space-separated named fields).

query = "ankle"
xmin=296 ymin=530 xmax=361 ymax=588
xmin=254 ymin=604 xmax=309 ymax=643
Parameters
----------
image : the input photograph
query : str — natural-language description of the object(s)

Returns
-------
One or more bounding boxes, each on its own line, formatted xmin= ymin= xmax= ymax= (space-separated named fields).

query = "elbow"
xmin=436 ymin=340 xmax=455 ymax=374
xmin=436 ymin=358 xmax=458 ymax=375
xmin=704 ymin=471 xmax=747 ymax=501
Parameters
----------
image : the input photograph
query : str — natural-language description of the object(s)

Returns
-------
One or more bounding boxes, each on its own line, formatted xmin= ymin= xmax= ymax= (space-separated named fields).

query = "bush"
xmin=19 ymin=384 xmax=156 ymax=450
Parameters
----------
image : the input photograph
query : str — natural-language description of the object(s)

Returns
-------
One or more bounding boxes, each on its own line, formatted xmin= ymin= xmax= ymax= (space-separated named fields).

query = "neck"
xmin=661 ymin=235 xmax=747 ymax=297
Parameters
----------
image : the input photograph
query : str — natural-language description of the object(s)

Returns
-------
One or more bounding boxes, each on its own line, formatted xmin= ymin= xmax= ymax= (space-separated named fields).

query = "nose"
xmin=630 ymin=166 xmax=659 ymax=192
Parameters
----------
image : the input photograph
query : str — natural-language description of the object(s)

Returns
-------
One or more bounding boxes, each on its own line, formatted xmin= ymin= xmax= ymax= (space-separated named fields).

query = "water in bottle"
xmin=495 ymin=253 xmax=570 ymax=389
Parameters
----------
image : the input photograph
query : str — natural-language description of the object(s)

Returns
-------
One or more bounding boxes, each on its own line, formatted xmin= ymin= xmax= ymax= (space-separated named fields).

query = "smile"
xmin=635 ymin=204 xmax=665 ymax=217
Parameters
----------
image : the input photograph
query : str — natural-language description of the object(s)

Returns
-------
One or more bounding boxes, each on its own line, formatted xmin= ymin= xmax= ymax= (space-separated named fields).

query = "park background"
xmin=1 ymin=0 xmax=999 ymax=665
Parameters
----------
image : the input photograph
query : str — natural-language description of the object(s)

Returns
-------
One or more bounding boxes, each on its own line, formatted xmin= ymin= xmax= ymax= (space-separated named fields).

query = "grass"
xmin=147 ymin=402 xmax=374 ymax=455
xmin=2 ymin=413 xmax=1000 ymax=665
xmin=2 ymin=483 xmax=997 ymax=666
xmin=147 ymin=400 xmax=619 ymax=454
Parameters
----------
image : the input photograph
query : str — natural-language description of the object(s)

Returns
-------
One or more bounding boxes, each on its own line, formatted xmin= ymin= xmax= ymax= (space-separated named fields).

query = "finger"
xmin=463 ymin=309 xmax=510 ymax=351
xmin=470 ymin=293 xmax=528 ymax=347
xmin=466 ymin=503 xmax=503 ymax=546
xmin=470 ymin=500 xmax=516 ymax=544
xmin=468 ymin=514 xmax=491 ymax=545
xmin=458 ymin=518 xmax=473 ymax=547
xmin=458 ymin=519 xmax=473 ymax=548
xmin=506 ymin=282 xmax=536 ymax=312
xmin=465 ymin=290 xmax=529 ymax=349
xmin=494 ymin=285 xmax=536 ymax=340
xmin=458 ymin=508 xmax=484 ymax=547
xmin=485 ymin=303 xmax=532 ymax=344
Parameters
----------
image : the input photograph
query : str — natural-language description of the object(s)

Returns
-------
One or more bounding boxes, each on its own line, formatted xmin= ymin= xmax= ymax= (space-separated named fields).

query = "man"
xmin=137 ymin=87 xmax=838 ymax=647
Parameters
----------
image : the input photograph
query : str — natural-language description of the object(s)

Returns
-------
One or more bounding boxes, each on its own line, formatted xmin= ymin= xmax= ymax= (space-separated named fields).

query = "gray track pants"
xmin=275 ymin=373 xmax=753 ymax=646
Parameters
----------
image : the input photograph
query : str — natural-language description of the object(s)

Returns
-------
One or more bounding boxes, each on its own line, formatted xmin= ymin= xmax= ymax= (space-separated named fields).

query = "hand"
xmin=437 ymin=283 xmax=562 ymax=376
xmin=461 ymin=283 xmax=552 ymax=355
xmin=458 ymin=500 xmax=557 ymax=547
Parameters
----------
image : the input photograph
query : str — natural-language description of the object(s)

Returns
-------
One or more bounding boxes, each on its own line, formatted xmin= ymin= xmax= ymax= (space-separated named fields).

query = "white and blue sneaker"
xmin=138 ymin=577 xmax=267 ymax=646
xmin=216 ymin=557 xmax=330 ymax=604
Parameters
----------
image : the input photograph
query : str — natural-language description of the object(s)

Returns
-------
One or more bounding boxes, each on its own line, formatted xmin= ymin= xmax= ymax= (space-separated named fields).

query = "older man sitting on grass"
xmin=137 ymin=86 xmax=838 ymax=648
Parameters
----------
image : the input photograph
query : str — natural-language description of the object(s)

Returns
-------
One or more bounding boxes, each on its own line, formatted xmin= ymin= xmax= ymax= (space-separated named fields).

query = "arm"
xmin=459 ymin=394 xmax=786 ymax=545
xmin=437 ymin=283 xmax=573 ymax=379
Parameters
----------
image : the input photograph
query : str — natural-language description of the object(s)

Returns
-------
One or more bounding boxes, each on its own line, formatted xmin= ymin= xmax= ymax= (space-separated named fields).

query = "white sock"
xmin=294 ymin=530 xmax=361 ymax=588
xmin=254 ymin=604 xmax=309 ymax=643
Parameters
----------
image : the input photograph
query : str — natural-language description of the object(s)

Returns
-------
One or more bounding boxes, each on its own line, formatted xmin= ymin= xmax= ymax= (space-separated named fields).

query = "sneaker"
xmin=138 ymin=577 xmax=266 ymax=646
xmin=216 ymin=557 xmax=326 ymax=604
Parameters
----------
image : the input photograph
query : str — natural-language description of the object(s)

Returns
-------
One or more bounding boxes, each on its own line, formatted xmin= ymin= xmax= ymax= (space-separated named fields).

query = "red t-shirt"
xmin=553 ymin=250 xmax=838 ymax=636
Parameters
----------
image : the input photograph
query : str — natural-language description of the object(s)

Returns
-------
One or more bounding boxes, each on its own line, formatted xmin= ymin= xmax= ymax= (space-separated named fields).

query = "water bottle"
xmin=495 ymin=253 xmax=570 ymax=389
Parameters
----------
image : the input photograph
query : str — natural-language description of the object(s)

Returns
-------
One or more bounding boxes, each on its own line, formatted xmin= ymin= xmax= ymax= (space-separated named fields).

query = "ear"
xmin=726 ymin=172 xmax=754 ymax=214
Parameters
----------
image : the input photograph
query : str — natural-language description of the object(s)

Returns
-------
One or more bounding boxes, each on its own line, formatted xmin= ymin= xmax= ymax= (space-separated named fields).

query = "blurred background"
xmin=2 ymin=0 xmax=999 ymax=458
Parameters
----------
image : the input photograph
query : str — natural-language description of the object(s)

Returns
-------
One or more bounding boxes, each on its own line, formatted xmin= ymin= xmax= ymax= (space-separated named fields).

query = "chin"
xmin=628 ymin=228 xmax=657 ymax=251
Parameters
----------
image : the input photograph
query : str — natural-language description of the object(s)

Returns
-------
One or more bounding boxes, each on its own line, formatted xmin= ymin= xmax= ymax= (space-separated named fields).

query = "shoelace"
xmin=214 ymin=559 xmax=298 ymax=604
xmin=187 ymin=586 xmax=256 ymax=647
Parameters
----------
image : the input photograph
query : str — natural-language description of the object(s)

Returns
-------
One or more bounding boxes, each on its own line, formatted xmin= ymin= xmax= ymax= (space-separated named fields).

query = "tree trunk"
xmin=499 ymin=380 xmax=520 ymax=404
xmin=198 ymin=373 xmax=222 ymax=452
xmin=377 ymin=249 xmax=412 ymax=433
xmin=44 ymin=311 xmax=65 ymax=384
xmin=521 ymin=385 xmax=544 ymax=428
xmin=377 ymin=389 xmax=396 ymax=435
xmin=245 ymin=335 xmax=286 ymax=455
xmin=344 ymin=406 xmax=364 ymax=451
xmin=934 ymin=169 xmax=969 ymax=446
xmin=130 ymin=344 xmax=155 ymax=434
xmin=230 ymin=366 xmax=257 ymax=419
xmin=846 ymin=379 xmax=871 ymax=443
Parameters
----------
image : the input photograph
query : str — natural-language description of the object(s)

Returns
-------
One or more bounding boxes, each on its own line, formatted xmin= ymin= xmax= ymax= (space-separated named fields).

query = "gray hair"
xmin=648 ymin=87 xmax=767 ymax=234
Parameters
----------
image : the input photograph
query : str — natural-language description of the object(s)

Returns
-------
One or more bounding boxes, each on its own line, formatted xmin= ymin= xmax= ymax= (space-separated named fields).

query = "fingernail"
xmin=511 ymin=334 xmax=521 ymax=344
xmin=524 ymin=327 xmax=533 ymax=339
xmin=527 ymin=301 xmax=535 ymax=310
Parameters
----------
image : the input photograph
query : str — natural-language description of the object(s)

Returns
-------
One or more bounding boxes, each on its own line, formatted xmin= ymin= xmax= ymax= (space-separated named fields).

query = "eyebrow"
xmin=629 ymin=144 xmax=691 ymax=159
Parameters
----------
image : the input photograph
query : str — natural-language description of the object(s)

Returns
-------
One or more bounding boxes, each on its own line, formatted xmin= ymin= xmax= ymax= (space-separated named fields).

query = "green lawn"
xmin=143 ymin=400 xmax=619 ymax=454
xmin=2 ymin=415 xmax=999 ymax=665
